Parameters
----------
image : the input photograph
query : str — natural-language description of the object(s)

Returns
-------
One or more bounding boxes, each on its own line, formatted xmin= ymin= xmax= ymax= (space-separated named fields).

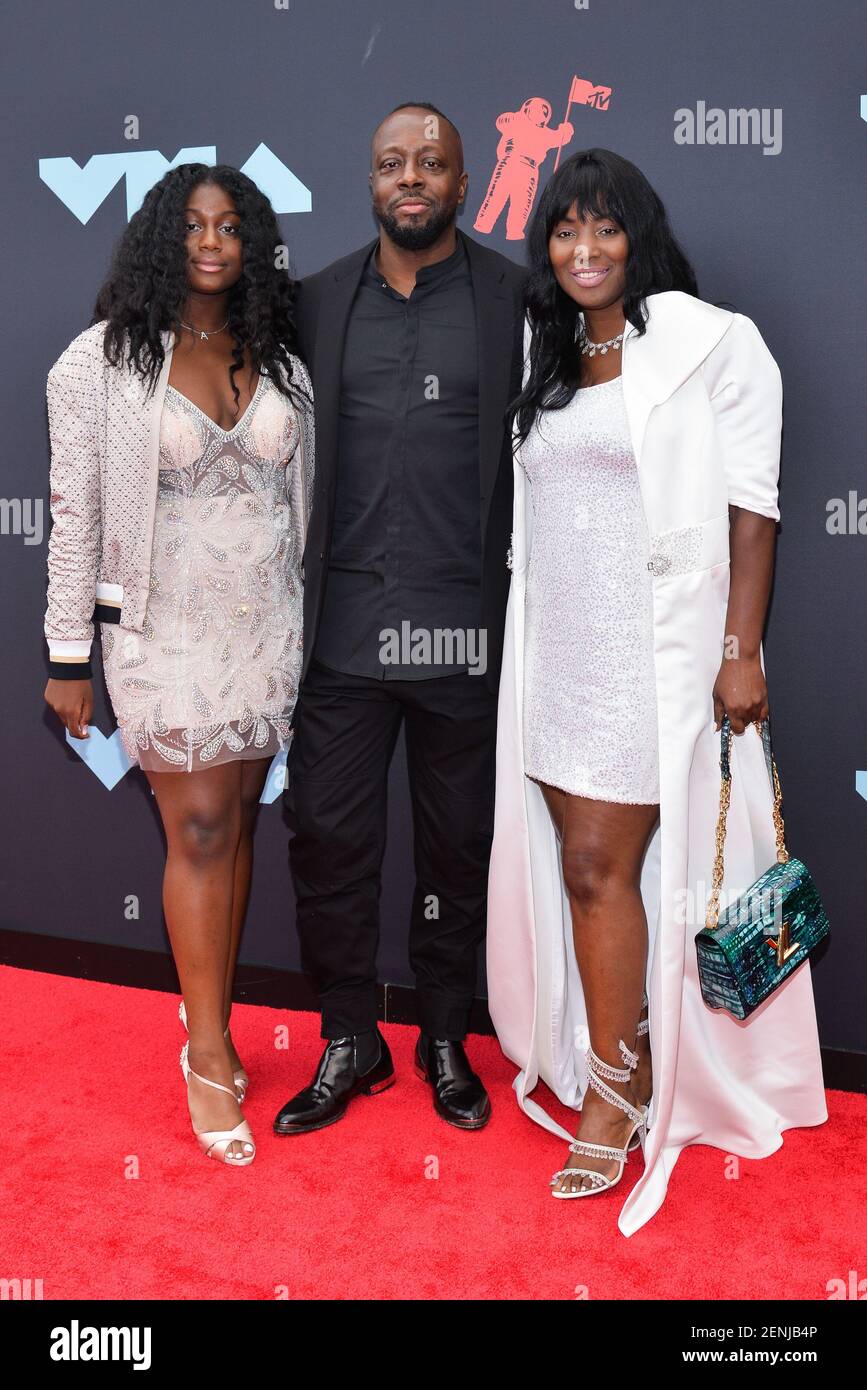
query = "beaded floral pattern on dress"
xmin=100 ymin=376 xmax=303 ymax=771
xmin=519 ymin=375 xmax=660 ymax=804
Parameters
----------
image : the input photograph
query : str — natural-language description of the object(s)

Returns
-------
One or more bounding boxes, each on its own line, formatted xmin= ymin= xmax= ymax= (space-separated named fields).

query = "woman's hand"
xmin=44 ymin=678 xmax=93 ymax=739
xmin=712 ymin=655 xmax=769 ymax=734
xmin=716 ymin=507 xmax=776 ymax=736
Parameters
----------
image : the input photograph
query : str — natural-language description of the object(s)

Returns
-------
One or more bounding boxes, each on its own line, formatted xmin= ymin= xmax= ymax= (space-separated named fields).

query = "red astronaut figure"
xmin=474 ymin=98 xmax=574 ymax=240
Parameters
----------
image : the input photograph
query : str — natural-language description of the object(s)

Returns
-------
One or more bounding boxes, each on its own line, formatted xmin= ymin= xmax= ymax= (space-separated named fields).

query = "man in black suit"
xmin=275 ymin=103 xmax=526 ymax=1136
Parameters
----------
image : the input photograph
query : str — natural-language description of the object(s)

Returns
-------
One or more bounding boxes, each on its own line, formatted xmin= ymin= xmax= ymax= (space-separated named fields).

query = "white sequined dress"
xmin=521 ymin=375 xmax=660 ymax=804
xmin=101 ymin=374 xmax=304 ymax=772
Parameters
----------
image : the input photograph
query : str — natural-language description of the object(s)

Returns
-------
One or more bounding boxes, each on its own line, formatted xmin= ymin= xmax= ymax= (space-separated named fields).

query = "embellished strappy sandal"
xmin=179 ymin=1040 xmax=256 ymax=1166
xmin=179 ymin=997 xmax=249 ymax=1103
xmin=550 ymin=1036 xmax=649 ymax=1199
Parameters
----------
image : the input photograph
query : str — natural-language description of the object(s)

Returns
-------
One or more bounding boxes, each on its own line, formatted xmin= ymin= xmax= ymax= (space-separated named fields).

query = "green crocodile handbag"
xmin=694 ymin=716 xmax=829 ymax=1019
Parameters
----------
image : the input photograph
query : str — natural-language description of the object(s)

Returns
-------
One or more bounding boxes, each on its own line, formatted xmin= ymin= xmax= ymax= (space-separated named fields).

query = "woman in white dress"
xmin=487 ymin=148 xmax=826 ymax=1226
xmin=43 ymin=165 xmax=314 ymax=1168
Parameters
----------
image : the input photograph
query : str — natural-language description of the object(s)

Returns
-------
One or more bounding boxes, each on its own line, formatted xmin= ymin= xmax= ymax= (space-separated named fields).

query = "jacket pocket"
xmin=646 ymin=514 xmax=729 ymax=578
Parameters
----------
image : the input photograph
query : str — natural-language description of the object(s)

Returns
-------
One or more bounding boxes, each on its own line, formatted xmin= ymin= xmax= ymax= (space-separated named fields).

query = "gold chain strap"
xmin=705 ymin=720 xmax=789 ymax=930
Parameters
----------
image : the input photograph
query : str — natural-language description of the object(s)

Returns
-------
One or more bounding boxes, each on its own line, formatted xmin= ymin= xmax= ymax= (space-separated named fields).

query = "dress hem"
xmin=523 ymin=768 xmax=660 ymax=806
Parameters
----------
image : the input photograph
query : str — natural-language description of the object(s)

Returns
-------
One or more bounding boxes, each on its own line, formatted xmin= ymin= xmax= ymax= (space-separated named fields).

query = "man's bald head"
xmin=371 ymin=103 xmax=464 ymax=172
xmin=369 ymin=103 xmax=468 ymax=251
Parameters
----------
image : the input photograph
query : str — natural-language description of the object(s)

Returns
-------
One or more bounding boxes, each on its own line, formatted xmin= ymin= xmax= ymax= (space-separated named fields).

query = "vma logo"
xmin=39 ymin=143 xmax=311 ymax=224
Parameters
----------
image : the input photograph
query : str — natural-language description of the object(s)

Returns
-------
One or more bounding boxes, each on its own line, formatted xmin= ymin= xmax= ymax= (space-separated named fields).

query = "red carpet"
xmin=3 ymin=964 xmax=863 ymax=1300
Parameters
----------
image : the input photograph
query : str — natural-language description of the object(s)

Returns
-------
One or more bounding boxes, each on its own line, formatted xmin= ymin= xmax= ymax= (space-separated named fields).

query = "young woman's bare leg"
xmin=147 ymin=760 xmax=250 ymax=1159
xmin=222 ymin=757 xmax=270 ymax=1076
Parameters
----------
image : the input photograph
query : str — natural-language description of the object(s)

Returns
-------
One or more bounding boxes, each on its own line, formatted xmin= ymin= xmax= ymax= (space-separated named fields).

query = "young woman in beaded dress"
xmin=43 ymin=165 xmax=314 ymax=1167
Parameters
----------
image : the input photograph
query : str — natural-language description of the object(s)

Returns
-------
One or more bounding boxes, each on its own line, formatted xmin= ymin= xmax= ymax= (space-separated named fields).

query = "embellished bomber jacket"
xmin=44 ymin=321 xmax=314 ymax=679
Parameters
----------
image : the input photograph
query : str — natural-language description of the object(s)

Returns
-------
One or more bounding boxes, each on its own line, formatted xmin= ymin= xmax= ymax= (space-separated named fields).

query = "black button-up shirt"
xmin=312 ymin=235 xmax=482 ymax=679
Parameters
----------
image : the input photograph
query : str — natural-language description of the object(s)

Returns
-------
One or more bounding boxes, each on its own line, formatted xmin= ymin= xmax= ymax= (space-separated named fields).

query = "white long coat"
xmin=486 ymin=290 xmax=828 ymax=1237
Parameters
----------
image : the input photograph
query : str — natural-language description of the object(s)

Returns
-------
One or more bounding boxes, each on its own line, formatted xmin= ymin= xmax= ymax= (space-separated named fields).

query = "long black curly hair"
xmin=92 ymin=163 xmax=306 ymax=411
xmin=510 ymin=148 xmax=699 ymax=449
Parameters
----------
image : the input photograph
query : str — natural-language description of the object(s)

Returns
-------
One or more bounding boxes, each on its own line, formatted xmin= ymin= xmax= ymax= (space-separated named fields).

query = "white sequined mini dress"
xmin=521 ymin=375 xmax=660 ymax=804
xmin=101 ymin=375 xmax=303 ymax=772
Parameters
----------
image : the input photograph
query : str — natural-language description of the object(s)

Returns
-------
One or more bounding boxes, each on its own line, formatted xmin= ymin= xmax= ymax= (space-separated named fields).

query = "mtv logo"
xmin=65 ymin=724 xmax=287 ymax=802
xmin=569 ymin=77 xmax=612 ymax=111
xmin=39 ymin=143 xmax=312 ymax=224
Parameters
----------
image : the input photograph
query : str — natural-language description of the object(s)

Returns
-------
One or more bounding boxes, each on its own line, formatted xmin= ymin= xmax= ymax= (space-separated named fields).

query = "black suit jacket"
xmin=293 ymin=227 xmax=527 ymax=698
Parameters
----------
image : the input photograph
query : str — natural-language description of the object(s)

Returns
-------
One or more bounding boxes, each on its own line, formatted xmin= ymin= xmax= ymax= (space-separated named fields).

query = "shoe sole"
xmin=413 ymin=1060 xmax=492 ymax=1130
xmin=272 ymin=1072 xmax=396 ymax=1136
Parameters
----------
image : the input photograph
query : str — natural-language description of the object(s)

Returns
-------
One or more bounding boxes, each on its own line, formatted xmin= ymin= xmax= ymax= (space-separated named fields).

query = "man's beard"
xmin=374 ymin=199 xmax=456 ymax=250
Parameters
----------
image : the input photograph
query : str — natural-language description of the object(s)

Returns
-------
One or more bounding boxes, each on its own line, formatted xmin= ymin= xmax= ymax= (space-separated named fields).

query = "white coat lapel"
xmin=620 ymin=290 xmax=732 ymax=474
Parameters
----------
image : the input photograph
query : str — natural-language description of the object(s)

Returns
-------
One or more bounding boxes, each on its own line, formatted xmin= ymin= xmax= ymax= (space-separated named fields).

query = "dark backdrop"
xmin=2 ymin=0 xmax=864 ymax=1053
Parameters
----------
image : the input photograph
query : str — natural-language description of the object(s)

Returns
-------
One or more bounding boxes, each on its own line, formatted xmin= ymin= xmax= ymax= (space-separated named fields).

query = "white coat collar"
xmin=610 ymin=290 xmax=734 ymax=474
xmin=619 ymin=289 xmax=733 ymax=406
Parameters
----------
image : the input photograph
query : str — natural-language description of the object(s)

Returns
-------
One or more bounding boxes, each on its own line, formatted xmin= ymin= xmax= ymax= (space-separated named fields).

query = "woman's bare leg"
xmin=222 ymin=758 xmax=270 ymax=1073
xmin=538 ymin=781 xmax=659 ymax=1194
xmin=147 ymin=759 xmax=250 ymax=1159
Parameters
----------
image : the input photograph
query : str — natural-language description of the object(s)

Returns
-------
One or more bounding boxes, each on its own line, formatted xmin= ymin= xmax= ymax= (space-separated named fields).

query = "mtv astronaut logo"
xmin=474 ymin=76 xmax=612 ymax=240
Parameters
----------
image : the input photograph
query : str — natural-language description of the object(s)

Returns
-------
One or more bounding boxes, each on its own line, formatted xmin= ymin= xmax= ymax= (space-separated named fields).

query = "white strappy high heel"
xmin=179 ymin=997 xmax=249 ymax=1103
xmin=179 ymin=1040 xmax=256 ymax=1166
xmin=550 ymin=1036 xmax=649 ymax=1198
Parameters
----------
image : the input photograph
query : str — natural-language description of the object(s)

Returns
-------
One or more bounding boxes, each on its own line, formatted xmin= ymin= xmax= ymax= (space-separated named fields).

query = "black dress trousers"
xmin=284 ymin=659 xmax=498 ymax=1040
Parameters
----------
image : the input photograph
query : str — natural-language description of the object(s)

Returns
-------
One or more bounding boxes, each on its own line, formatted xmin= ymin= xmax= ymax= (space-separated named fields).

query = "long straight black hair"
xmin=510 ymin=148 xmax=699 ymax=448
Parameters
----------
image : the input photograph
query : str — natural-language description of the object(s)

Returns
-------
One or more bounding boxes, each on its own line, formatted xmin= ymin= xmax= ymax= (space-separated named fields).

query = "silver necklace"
xmin=180 ymin=318 xmax=229 ymax=341
xmin=580 ymin=328 xmax=625 ymax=357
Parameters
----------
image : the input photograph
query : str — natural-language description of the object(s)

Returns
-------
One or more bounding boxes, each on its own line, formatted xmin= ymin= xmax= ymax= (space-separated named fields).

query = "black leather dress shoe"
xmin=273 ymin=1029 xmax=395 ymax=1135
xmin=414 ymin=1034 xmax=491 ymax=1129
